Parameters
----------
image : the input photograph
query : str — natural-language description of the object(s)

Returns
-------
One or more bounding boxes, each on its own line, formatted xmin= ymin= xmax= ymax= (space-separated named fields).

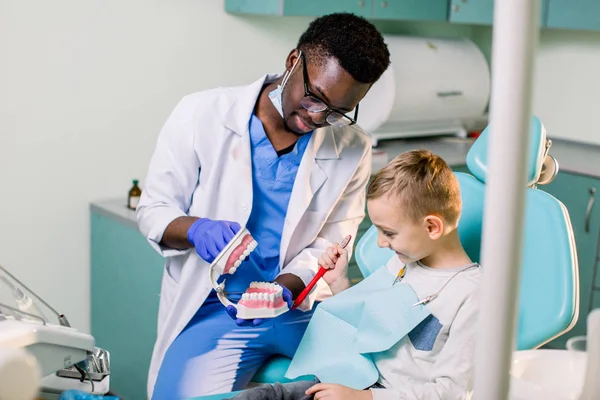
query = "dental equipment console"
xmin=0 ymin=264 xmax=111 ymax=398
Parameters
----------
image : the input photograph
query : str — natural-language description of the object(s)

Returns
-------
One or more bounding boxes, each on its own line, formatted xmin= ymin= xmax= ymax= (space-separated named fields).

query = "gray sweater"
xmin=371 ymin=257 xmax=481 ymax=400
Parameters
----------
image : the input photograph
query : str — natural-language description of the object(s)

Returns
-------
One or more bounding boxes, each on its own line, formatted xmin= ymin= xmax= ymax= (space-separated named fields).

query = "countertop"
xmin=90 ymin=136 xmax=600 ymax=228
xmin=91 ymin=199 xmax=139 ymax=230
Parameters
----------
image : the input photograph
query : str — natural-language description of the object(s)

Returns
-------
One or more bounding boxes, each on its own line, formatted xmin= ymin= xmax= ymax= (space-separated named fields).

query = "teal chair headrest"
xmin=466 ymin=116 xmax=549 ymax=186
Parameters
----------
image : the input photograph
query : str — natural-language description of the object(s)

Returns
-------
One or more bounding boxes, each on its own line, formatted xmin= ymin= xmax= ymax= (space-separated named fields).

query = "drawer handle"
xmin=586 ymin=187 xmax=596 ymax=233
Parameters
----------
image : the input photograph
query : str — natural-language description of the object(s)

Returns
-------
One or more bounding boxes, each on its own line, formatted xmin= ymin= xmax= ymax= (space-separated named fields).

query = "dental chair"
xmin=356 ymin=115 xmax=579 ymax=350
xmin=193 ymin=116 xmax=579 ymax=399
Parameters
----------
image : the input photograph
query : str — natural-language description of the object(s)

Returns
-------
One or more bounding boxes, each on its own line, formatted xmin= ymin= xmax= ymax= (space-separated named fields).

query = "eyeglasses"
xmin=298 ymin=52 xmax=359 ymax=127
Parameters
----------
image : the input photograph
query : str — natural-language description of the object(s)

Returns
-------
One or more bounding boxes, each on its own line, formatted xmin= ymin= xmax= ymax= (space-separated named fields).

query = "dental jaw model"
xmin=238 ymin=281 xmax=289 ymax=317
xmin=209 ymin=227 xmax=290 ymax=320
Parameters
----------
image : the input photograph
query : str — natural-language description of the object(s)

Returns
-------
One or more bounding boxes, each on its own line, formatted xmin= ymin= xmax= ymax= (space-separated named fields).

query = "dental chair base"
xmin=508 ymin=309 xmax=600 ymax=400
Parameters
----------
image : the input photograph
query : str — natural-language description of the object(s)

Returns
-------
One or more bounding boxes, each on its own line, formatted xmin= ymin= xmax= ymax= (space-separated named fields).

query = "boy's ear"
xmin=424 ymin=215 xmax=444 ymax=240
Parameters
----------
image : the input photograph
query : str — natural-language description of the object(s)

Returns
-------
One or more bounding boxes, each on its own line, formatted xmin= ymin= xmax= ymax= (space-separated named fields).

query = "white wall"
xmin=0 ymin=0 xmax=314 ymax=332
xmin=533 ymin=29 xmax=600 ymax=145
xmin=3 ymin=0 xmax=600 ymax=334
xmin=473 ymin=26 xmax=600 ymax=145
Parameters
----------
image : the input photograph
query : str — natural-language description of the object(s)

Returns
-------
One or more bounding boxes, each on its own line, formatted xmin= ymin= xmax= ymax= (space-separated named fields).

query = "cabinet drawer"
xmin=283 ymin=0 xmax=372 ymax=17
xmin=372 ymin=0 xmax=448 ymax=21
xmin=225 ymin=0 xmax=282 ymax=15
xmin=449 ymin=0 xmax=549 ymax=26
xmin=449 ymin=0 xmax=494 ymax=25
xmin=226 ymin=0 xmax=372 ymax=18
xmin=547 ymin=0 xmax=600 ymax=31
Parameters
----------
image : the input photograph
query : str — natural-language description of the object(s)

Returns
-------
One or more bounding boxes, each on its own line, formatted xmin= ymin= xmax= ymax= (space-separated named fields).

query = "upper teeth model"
xmin=209 ymin=227 xmax=290 ymax=320
xmin=223 ymin=234 xmax=257 ymax=275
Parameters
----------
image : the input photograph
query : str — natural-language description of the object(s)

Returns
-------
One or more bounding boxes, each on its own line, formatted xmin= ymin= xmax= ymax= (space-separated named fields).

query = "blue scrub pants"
xmin=152 ymin=293 xmax=314 ymax=400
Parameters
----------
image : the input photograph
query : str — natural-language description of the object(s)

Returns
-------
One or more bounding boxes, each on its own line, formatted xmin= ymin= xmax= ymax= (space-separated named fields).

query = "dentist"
xmin=137 ymin=12 xmax=390 ymax=399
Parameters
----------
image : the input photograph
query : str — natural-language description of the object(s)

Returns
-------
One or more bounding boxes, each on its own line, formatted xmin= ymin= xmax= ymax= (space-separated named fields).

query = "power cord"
xmin=74 ymin=363 xmax=95 ymax=393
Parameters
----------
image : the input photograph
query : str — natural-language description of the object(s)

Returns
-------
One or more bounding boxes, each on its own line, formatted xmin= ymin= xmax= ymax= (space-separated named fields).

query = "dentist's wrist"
xmin=161 ymin=216 xmax=199 ymax=250
xmin=274 ymin=273 xmax=305 ymax=300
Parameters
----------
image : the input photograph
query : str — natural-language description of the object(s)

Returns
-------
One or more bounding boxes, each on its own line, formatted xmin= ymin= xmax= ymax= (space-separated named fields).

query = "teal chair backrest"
xmin=355 ymin=116 xmax=579 ymax=350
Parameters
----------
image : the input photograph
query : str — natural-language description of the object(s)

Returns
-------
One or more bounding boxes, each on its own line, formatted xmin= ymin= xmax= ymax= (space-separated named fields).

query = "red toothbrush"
xmin=292 ymin=235 xmax=352 ymax=309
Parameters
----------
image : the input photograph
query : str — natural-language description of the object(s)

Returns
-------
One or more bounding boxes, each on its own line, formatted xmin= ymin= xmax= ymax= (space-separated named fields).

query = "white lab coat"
xmin=137 ymin=74 xmax=372 ymax=398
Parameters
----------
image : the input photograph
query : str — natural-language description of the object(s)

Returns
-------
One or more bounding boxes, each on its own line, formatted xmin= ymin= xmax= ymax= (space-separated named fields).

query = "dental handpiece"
xmin=0 ymin=275 xmax=46 ymax=321
xmin=292 ymin=235 xmax=352 ymax=309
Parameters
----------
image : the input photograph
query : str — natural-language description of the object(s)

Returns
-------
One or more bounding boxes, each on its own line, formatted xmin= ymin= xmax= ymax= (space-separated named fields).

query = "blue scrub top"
xmin=217 ymin=114 xmax=312 ymax=299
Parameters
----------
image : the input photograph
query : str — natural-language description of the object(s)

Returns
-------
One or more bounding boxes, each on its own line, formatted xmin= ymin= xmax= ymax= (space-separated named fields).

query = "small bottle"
xmin=128 ymin=179 xmax=142 ymax=210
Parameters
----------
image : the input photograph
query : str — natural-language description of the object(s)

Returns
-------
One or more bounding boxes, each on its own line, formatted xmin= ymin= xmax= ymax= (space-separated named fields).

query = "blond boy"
xmin=233 ymin=150 xmax=481 ymax=400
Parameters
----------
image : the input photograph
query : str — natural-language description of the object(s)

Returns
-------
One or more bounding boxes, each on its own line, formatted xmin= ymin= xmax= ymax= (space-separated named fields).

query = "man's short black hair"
xmin=297 ymin=12 xmax=390 ymax=84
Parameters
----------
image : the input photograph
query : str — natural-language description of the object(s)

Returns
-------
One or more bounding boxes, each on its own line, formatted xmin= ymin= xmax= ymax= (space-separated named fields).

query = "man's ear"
xmin=285 ymin=48 xmax=300 ymax=72
xmin=424 ymin=215 xmax=444 ymax=240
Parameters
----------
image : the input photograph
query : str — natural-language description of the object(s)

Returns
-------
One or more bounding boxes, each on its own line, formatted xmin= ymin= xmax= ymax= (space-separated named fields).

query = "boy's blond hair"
xmin=367 ymin=150 xmax=462 ymax=225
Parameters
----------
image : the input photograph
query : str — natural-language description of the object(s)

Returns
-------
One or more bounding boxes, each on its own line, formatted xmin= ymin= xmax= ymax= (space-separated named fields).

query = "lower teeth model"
xmin=208 ymin=227 xmax=290 ymax=320
xmin=234 ymin=281 xmax=289 ymax=319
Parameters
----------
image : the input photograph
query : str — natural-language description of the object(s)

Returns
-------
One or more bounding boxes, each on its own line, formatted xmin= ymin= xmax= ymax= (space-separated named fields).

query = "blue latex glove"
xmin=58 ymin=390 xmax=119 ymax=400
xmin=226 ymin=285 xmax=293 ymax=327
xmin=187 ymin=218 xmax=241 ymax=263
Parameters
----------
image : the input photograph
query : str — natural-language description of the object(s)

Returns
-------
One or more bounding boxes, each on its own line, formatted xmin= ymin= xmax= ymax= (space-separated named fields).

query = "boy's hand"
xmin=318 ymin=243 xmax=349 ymax=287
xmin=305 ymin=383 xmax=372 ymax=400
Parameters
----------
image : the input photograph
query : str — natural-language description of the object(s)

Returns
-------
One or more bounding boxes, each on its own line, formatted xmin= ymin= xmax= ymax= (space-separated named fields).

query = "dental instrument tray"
xmin=208 ymin=227 xmax=290 ymax=320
